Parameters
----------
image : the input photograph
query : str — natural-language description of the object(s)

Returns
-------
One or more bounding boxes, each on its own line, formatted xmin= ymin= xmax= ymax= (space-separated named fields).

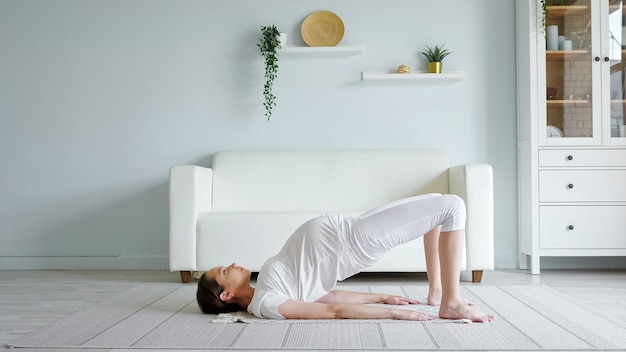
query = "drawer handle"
xmin=567 ymin=155 xmax=573 ymax=161
xmin=567 ymin=183 xmax=574 ymax=189
xmin=568 ymin=225 xmax=575 ymax=230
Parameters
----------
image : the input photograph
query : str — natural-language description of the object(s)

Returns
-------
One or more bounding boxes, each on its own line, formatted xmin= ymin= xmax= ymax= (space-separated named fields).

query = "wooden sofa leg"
xmin=472 ymin=270 xmax=483 ymax=283
xmin=180 ymin=271 xmax=192 ymax=283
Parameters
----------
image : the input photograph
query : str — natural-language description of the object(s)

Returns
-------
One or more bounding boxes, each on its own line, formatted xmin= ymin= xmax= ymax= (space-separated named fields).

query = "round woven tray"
xmin=301 ymin=11 xmax=344 ymax=47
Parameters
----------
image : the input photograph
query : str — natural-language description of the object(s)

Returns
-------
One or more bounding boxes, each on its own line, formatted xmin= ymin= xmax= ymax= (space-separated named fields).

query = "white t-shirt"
xmin=247 ymin=214 xmax=359 ymax=319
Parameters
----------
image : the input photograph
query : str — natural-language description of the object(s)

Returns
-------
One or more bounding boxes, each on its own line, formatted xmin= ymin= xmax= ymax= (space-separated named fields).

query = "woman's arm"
xmin=315 ymin=290 xmax=419 ymax=305
xmin=277 ymin=299 xmax=433 ymax=321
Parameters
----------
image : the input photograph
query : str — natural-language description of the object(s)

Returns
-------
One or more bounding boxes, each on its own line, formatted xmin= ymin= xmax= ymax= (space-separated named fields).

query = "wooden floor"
xmin=1 ymin=269 xmax=625 ymax=351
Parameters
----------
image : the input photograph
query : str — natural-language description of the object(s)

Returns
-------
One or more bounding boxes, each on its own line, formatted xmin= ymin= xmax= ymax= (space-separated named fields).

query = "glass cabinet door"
xmin=543 ymin=0 xmax=601 ymax=145
xmin=605 ymin=0 xmax=626 ymax=143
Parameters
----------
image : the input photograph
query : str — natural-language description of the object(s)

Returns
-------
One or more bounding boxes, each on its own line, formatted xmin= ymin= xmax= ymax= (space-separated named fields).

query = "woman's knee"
xmin=444 ymin=194 xmax=466 ymax=212
xmin=441 ymin=194 xmax=466 ymax=230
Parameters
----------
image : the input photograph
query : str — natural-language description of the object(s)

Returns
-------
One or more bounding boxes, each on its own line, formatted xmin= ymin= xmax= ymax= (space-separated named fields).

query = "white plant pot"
xmin=278 ymin=33 xmax=287 ymax=48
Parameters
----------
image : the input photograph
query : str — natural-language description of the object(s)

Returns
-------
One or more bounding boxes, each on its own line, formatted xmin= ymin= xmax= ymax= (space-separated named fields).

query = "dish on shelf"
xmin=301 ymin=11 xmax=344 ymax=47
xmin=547 ymin=125 xmax=563 ymax=138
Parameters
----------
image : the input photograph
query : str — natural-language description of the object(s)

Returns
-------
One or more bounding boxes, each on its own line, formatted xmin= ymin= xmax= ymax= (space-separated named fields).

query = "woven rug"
xmin=6 ymin=282 xmax=626 ymax=350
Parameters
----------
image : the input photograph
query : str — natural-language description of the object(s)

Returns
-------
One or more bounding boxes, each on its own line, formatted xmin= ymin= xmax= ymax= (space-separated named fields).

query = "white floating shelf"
xmin=361 ymin=71 xmax=466 ymax=81
xmin=278 ymin=44 xmax=365 ymax=55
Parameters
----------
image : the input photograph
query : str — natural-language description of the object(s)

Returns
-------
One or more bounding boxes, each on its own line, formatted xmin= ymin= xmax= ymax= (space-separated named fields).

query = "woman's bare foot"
xmin=439 ymin=301 xmax=494 ymax=323
xmin=427 ymin=289 xmax=441 ymax=306
xmin=427 ymin=289 xmax=475 ymax=306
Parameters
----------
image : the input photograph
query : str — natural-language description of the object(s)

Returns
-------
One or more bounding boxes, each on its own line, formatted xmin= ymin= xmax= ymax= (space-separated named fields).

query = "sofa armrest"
xmin=448 ymin=163 xmax=494 ymax=271
xmin=169 ymin=165 xmax=213 ymax=272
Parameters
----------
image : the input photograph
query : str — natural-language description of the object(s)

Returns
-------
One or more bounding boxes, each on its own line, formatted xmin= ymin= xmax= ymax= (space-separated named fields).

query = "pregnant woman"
xmin=197 ymin=193 xmax=493 ymax=323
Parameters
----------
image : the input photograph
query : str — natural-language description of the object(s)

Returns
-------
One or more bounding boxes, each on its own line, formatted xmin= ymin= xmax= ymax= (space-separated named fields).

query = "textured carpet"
xmin=7 ymin=282 xmax=626 ymax=350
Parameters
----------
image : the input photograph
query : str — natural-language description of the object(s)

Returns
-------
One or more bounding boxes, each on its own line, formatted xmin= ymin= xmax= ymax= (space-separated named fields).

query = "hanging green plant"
xmin=540 ymin=0 xmax=547 ymax=36
xmin=540 ymin=0 xmax=566 ymax=37
xmin=258 ymin=25 xmax=281 ymax=121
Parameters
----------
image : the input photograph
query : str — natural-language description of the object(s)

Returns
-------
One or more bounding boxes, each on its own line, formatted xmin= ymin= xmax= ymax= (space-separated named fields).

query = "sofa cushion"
xmin=211 ymin=150 xmax=450 ymax=212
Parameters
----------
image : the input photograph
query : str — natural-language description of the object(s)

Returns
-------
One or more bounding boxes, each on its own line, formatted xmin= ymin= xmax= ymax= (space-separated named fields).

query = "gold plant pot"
xmin=428 ymin=62 xmax=442 ymax=73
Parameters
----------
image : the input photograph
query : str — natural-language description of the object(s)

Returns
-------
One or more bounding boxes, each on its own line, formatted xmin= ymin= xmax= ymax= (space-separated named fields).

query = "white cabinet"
xmin=516 ymin=0 xmax=626 ymax=274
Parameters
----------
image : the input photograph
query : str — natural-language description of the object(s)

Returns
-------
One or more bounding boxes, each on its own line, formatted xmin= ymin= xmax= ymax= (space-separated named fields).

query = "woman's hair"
xmin=196 ymin=272 xmax=245 ymax=314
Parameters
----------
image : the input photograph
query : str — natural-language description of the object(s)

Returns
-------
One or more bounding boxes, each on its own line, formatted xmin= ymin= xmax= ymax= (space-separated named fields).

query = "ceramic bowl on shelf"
xmin=547 ymin=125 xmax=563 ymax=138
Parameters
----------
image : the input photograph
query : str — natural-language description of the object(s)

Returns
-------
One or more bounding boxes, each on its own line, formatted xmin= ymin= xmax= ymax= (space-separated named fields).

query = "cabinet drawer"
xmin=539 ymin=170 xmax=626 ymax=202
xmin=540 ymin=206 xmax=626 ymax=249
xmin=539 ymin=149 xmax=626 ymax=167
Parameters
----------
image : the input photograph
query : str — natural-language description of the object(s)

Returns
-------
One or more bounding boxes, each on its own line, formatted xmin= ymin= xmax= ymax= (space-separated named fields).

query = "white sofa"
xmin=169 ymin=150 xmax=494 ymax=283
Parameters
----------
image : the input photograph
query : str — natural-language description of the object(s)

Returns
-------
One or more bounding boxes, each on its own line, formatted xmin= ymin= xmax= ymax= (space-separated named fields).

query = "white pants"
xmin=339 ymin=193 xmax=466 ymax=274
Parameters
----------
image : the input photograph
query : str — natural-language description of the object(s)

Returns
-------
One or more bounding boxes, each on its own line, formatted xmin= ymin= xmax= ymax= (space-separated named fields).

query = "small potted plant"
xmin=258 ymin=25 xmax=281 ymax=120
xmin=420 ymin=44 xmax=452 ymax=73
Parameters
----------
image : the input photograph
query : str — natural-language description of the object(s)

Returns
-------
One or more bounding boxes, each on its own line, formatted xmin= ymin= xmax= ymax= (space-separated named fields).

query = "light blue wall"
xmin=0 ymin=0 xmax=520 ymax=270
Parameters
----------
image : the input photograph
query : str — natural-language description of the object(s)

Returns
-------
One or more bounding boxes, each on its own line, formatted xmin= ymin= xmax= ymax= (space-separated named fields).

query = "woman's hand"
xmin=381 ymin=294 xmax=419 ymax=305
xmin=390 ymin=308 xmax=434 ymax=321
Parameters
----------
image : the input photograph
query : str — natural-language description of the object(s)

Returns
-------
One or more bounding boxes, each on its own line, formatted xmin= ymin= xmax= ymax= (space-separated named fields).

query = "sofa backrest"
xmin=211 ymin=150 xmax=450 ymax=212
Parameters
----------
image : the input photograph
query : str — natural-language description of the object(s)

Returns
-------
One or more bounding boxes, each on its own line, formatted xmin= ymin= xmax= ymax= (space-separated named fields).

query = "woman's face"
xmin=207 ymin=263 xmax=250 ymax=290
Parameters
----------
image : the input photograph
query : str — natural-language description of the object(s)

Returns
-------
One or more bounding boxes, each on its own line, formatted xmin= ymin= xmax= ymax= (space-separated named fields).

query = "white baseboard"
xmin=0 ymin=255 xmax=169 ymax=270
